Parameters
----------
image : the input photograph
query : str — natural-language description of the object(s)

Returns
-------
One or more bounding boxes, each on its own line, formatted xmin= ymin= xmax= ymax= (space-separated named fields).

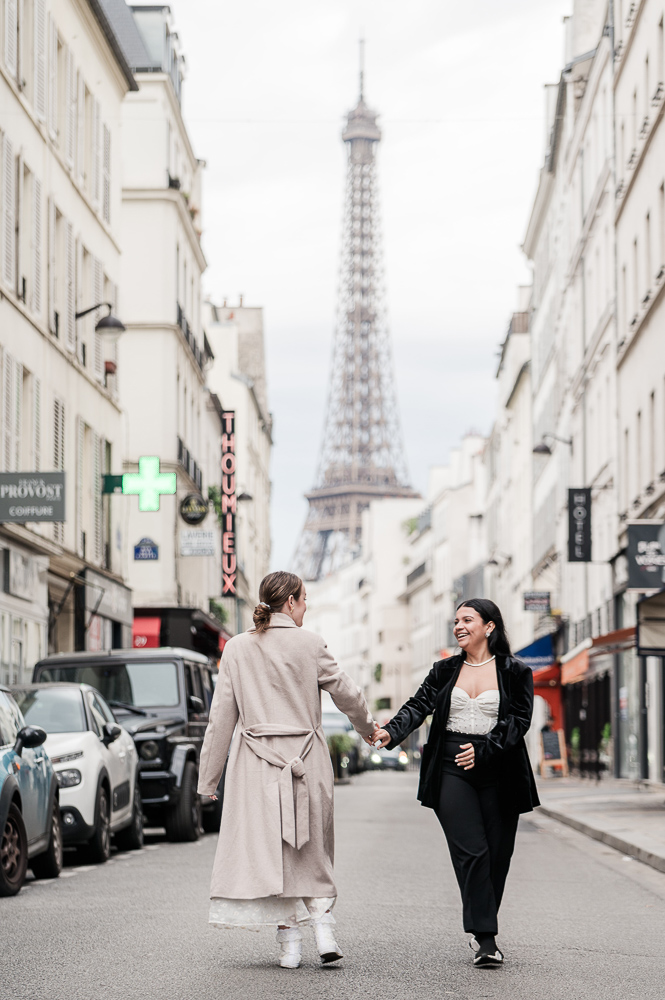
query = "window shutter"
xmin=4 ymin=0 xmax=17 ymax=79
xmin=91 ymin=99 xmax=101 ymax=207
xmin=32 ymin=176 xmax=42 ymax=315
xmin=2 ymin=136 xmax=16 ymax=290
xmin=13 ymin=360 xmax=22 ymax=472
xmin=47 ymin=197 xmax=56 ymax=333
xmin=53 ymin=397 xmax=64 ymax=469
xmin=93 ymin=257 xmax=103 ymax=380
xmin=93 ymin=430 xmax=102 ymax=563
xmin=53 ymin=396 xmax=64 ymax=542
xmin=102 ymin=124 xmax=111 ymax=223
xmin=64 ymin=219 xmax=75 ymax=351
xmin=34 ymin=0 xmax=47 ymax=121
xmin=77 ymin=72 xmax=85 ymax=184
xmin=65 ymin=49 xmax=76 ymax=169
xmin=48 ymin=16 xmax=57 ymax=139
xmin=33 ymin=376 xmax=41 ymax=471
xmin=75 ymin=236 xmax=83 ymax=362
xmin=3 ymin=352 xmax=14 ymax=472
xmin=76 ymin=417 xmax=84 ymax=557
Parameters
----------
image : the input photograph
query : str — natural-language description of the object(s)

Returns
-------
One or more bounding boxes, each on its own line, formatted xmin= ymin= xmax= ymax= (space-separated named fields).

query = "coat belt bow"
xmin=241 ymin=724 xmax=316 ymax=850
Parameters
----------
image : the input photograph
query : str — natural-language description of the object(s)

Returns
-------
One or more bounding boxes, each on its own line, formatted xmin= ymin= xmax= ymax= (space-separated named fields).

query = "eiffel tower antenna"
xmin=293 ymin=54 xmax=418 ymax=581
xmin=359 ymin=36 xmax=365 ymax=99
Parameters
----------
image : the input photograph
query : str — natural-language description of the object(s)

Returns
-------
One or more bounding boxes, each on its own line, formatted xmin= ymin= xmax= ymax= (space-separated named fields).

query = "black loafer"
xmin=473 ymin=947 xmax=504 ymax=967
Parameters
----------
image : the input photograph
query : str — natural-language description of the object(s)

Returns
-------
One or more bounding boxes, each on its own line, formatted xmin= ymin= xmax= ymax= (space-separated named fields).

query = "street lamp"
xmin=533 ymin=433 xmax=573 ymax=456
xmin=75 ymin=302 xmax=125 ymax=333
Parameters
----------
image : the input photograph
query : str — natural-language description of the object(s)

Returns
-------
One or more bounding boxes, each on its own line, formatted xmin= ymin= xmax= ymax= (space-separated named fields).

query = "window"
xmin=39 ymin=661 xmax=180 ymax=708
xmin=14 ymin=686 xmax=86 ymax=733
xmin=2 ymin=351 xmax=22 ymax=473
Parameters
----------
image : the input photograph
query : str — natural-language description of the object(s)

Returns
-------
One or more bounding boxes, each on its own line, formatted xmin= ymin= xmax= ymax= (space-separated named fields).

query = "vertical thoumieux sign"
xmin=568 ymin=487 xmax=592 ymax=562
xmin=221 ymin=412 xmax=237 ymax=595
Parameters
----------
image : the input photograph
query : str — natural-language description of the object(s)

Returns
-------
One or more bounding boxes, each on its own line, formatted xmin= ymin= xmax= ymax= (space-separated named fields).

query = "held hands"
xmin=455 ymin=743 xmax=475 ymax=770
xmin=363 ymin=723 xmax=391 ymax=749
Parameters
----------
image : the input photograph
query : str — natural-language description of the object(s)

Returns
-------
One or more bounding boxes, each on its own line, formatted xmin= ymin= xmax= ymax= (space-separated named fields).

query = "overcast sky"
xmin=170 ymin=0 xmax=572 ymax=569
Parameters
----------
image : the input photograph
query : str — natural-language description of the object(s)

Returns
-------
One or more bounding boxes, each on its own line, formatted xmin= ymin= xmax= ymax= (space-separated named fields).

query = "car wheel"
xmin=30 ymin=798 xmax=63 ymax=880
xmin=0 ymin=803 xmax=28 ymax=897
xmin=85 ymin=785 xmax=111 ymax=863
xmin=115 ymin=778 xmax=144 ymax=852
xmin=165 ymin=761 xmax=201 ymax=843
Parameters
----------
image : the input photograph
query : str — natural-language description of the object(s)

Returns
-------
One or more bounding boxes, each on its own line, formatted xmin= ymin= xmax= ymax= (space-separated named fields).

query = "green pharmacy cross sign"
xmin=121 ymin=457 xmax=176 ymax=512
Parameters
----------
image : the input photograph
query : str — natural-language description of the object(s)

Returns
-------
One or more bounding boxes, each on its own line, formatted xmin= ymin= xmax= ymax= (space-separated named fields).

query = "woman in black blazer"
xmin=373 ymin=598 xmax=539 ymax=967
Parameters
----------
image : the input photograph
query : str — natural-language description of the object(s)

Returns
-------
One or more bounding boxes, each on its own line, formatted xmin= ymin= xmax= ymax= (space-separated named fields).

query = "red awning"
xmin=133 ymin=616 xmax=161 ymax=649
xmin=533 ymin=664 xmax=560 ymax=686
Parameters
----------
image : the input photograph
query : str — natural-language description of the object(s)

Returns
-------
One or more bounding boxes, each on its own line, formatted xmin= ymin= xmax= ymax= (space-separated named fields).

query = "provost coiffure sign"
xmin=0 ymin=473 xmax=66 ymax=522
xmin=221 ymin=412 xmax=237 ymax=595
xmin=627 ymin=521 xmax=665 ymax=590
xmin=568 ymin=488 xmax=592 ymax=562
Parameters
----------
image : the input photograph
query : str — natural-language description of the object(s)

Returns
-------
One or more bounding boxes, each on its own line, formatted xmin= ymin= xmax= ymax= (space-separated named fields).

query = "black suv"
xmin=33 ymin=648 xmax=222 ymax=841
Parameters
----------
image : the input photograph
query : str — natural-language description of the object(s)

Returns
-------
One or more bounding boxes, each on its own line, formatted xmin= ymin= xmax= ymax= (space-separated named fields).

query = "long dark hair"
xmin=455 ymin=598 xmax=512 ymax=659
xmin=252 ymin=571 xmax=303 ymax=633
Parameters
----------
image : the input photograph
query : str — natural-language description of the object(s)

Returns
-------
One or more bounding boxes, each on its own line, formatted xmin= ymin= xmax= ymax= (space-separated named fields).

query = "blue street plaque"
xmin=134 ymin=537 xmax=159 ymax=561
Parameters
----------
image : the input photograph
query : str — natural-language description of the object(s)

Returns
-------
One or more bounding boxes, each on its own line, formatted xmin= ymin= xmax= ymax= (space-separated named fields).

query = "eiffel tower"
xmin=294 ymin=50 xmax=417 ymax=581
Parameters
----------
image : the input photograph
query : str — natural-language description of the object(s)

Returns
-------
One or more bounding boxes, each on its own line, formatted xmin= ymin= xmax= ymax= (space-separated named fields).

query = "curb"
xmin=538 ymin=805 xmax=665 ymax=875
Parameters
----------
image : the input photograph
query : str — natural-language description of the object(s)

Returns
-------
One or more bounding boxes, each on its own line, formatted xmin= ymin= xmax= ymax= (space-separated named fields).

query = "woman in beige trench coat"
xmin=197 ymin=571 xmax=378 ymax=969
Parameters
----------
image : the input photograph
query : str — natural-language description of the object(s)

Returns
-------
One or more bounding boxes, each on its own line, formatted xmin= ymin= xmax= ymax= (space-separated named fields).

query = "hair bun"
xmin=252 ymin=603 xmax=272 ymax=632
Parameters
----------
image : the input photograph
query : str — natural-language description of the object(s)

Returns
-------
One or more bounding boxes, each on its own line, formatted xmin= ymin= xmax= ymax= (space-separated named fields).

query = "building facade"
xmin=0 ymin=0 xmax=137 ymax=679
xmin=116 ymin=5 xmax=226 ymax=656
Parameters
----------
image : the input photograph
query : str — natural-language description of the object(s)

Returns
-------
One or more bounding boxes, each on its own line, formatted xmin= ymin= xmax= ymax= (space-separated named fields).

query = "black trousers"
xmin=434 ymin=734 xmax=520 ymax=936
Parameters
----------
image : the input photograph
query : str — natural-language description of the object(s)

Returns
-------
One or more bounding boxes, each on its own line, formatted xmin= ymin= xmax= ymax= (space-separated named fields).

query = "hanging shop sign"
xmin=134 ymin=537 xmax=159 ymax=561
xmin=221 ymin=411 xmax=237 ymax=595
xmin=180 ymin=493 xmax=208 ymax=524
xmin=626 ymin=521 xmax=665 ymax=591
xmin=568 ymin=487 xmax=592 ymax=562
xmin=180 ymin=530 xmax=215 ymax=557
xmin=0 ymin=473 xmax=66 ymax=522
xmin=523 ymin=591 xmax=551 ymax=613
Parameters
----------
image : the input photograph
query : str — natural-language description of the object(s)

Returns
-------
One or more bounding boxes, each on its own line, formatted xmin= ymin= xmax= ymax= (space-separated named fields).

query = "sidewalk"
xmin=536 ymin=775 xmax=665 ymax=873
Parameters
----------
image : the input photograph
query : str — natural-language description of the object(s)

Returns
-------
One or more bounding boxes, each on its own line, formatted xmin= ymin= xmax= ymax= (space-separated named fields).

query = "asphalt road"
xmin=3 ymin=771 xmax=665 ymax=1000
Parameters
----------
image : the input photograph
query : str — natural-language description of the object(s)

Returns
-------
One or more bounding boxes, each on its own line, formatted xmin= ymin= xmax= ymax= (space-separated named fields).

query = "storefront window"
xmin=617 ymin=648 xmax=640 ymax=779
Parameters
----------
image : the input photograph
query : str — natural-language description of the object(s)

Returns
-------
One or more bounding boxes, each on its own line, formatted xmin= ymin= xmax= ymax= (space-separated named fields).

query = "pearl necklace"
xmin=464 ymin=655 xmax=496 ymax=667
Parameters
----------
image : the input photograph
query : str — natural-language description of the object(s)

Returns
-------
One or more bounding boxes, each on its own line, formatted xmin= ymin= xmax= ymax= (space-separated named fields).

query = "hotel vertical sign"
xmin=221 ymin=412 xmax=237 ymax=595
xmin=568 ymin=488 xmax=592 ymax=562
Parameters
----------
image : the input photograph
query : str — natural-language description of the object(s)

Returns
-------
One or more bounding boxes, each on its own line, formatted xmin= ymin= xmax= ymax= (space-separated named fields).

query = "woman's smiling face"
xmin=453 ymin=605 xmax=492 ymax=650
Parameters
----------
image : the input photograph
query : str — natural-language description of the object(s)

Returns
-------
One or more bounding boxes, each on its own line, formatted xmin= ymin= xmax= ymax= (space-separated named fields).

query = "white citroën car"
xmin=11 ymin=683 xmax=143 ymax=861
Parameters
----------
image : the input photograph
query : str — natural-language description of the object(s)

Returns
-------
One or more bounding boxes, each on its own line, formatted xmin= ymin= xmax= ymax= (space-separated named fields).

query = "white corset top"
xmin=446 ymin=687 xmax=500 ymax=735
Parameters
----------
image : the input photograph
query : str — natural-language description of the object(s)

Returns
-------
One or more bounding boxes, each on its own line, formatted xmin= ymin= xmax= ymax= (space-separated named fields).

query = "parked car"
xmin=33 ymin=648 xmax=221 ymax=841
xmin=11 ymin=683 xmax=143 ymax=862
xmin=365 ymin=746 xmax=409 ymax=771
xmin=0 ymin=685 xmax=62 ymax=896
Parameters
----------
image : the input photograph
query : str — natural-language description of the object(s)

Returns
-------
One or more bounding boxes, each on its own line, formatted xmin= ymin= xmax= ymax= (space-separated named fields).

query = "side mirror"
xmin=188 ymin=695 xmax=205 ymax=715
xmin=103 ymin=723 xmax=122 ymax=746
xmin=14 ymin=725 xmax=47 ymax=757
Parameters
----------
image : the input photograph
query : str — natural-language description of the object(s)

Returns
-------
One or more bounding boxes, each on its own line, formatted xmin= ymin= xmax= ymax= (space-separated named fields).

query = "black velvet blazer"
xmin=384 ymin=653 xmax=540 ymax=814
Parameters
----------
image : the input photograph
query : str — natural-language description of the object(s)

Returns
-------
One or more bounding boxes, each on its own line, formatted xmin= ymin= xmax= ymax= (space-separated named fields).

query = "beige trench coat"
xmin=197 ymin=614 xmax=375 ymax=900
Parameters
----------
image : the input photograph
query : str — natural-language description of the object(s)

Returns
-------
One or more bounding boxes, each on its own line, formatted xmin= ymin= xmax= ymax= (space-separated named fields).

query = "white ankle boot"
xmin=276 ymin=926 xmax=302 ymax=968
xmin=312 ymin=912 xmax=343 ymax=964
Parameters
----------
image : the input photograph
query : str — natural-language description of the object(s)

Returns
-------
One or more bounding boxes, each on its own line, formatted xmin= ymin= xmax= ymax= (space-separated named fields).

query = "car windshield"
xmin=13 ymin=687 xmax=86 ymax=733
xmin=37 ymin=661 xmax=180 ymax=708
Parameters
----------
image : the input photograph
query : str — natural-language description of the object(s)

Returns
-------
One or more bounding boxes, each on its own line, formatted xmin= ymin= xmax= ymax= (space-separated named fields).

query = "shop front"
xmin=561 ymin=628 xmax=640 ymax=779
xmin=132 ymin=606 xmax=232 ymax=663
xmin=515 ymin=633 xmax=562 ymax=731
xmin=636 ymin=590 xmax=665 ymax=784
